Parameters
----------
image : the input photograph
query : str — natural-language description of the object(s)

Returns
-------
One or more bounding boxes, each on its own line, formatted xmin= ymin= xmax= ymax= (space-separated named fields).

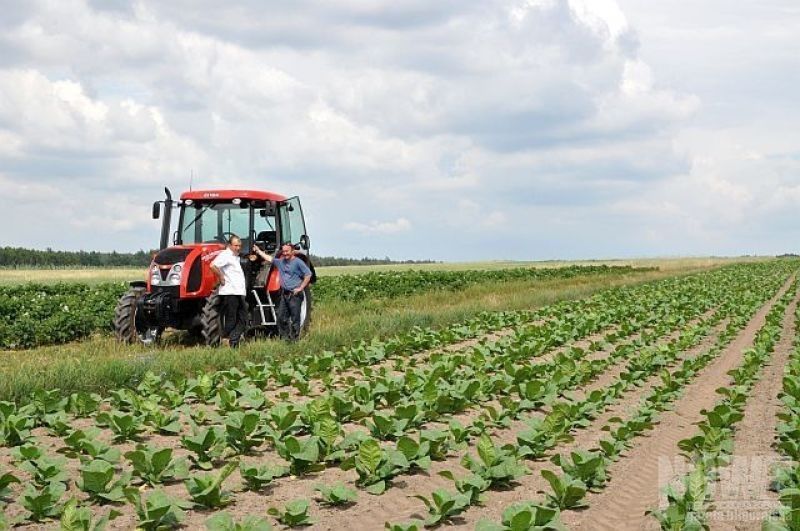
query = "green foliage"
xmin=60 ymin=498 xmax=121 ymax=531
xmin=126 ymin=488 xmax=192 ymax=531
xmin=205 ymin=512 xmax=273 ymax=531
xmin=76 ymin=459 xmax=130 ymax=504
xmin=125 ymin=445 xmax=190 ymax=486
xmin=461 ymin=434 xmax=529 ymax=488
xmin=475 ymin=502 xmax=566 ymax=531
xmin=315 ymin=482 xmax=358 ymax=506
xmin=184 ymin=460 xmax=238 ymax=509
xmin=18 ymin=480 xmax=66 ymax=522
xmin=239 ymin=462 xmax=288 ymax=492
xmin=181 ymin=425 xmax=226 ymax=470
xmin=343 ymin=437 xmax=410 ymax=495
xmin=62 ymin=428 xmax=121 ymax=463
xmin=539 ymin=470 xmax=587 ymax=510
xmin=412 ymin=488 xmax=470 ymax=527
xmin=96 ymin=410 xmax=144 ymax=442
xmin=275 ymin=436 xmax=324 ymax=475
xmin=268 ymin=499 xmax=315 ymax=527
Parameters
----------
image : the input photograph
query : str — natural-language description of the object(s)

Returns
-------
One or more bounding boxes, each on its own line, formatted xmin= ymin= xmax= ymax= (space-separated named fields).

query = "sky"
xmin=0 ymin=0 xmax=798 ymax=261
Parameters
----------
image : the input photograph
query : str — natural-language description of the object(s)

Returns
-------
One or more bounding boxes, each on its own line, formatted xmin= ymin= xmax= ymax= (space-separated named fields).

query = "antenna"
xmin=189 ymin=169 xmax=194 ymax=191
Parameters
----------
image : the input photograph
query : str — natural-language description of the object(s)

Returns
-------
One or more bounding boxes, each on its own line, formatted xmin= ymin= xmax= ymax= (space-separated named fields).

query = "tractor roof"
xmin=180 ymin=189 xmax=288 ymax=202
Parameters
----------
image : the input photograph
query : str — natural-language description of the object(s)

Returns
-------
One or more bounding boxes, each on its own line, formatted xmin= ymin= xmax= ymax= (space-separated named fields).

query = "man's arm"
xmin=252 ymin=244 xmax=273 ymax=263
xmin=292 ymin=261 xmax=313 ymax=294
xmin=210 ymin=264 xmax=225 ymax=286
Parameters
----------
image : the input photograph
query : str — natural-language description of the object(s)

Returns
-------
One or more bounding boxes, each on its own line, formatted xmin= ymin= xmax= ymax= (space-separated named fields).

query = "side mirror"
xmin=299 ymin=234 xmax=310 ymax=250
xmin=152 ymin=202 xmax=161 ymax=219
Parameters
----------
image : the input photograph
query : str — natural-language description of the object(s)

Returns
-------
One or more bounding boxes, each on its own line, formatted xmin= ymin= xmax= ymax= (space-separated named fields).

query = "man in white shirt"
xmin=210 ymin=235 xmax=248 ymax=347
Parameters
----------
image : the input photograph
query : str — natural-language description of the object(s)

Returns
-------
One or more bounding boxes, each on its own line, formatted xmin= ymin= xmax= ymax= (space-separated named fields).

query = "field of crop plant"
xmin=1 ymin=259 xmax=798 ymax=529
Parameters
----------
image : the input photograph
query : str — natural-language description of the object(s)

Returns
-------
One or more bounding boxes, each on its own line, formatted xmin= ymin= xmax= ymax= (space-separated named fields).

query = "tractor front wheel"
xmin=114 ymin=288 xmax=162 ymax=345
xmin=200 ymin=291 xmax=224 ymax=346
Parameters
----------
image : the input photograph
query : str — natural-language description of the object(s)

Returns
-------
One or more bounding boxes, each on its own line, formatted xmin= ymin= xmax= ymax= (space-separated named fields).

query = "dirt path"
xmin=707 ymin=295 xmax=798 ymax=530
xmin=564 ymin=276 xmax=796 ymax=531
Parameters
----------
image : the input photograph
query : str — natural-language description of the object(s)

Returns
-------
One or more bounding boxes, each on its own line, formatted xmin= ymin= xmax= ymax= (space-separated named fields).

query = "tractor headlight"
xmin=151 ymin=275 xmax=160 ymax=285
xmin=162 ymin=262 xmax=185 ymax=286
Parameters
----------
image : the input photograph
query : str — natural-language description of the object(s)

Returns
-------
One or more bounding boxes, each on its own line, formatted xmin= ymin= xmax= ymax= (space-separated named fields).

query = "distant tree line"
xmin=0 ymin=246 xmax=436 ymax=268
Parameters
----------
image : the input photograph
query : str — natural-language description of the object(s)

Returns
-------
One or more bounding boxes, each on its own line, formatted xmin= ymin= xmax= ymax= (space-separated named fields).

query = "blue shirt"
xmin=275 ymin=257 xmax=312 ymax=291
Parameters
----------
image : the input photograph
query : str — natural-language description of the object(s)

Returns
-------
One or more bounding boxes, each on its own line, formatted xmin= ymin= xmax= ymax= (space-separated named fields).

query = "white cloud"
xmin=343 ymin=218 xmax=412 ymax=235
xmin=0 ymin=0 xmax=796 ymax=259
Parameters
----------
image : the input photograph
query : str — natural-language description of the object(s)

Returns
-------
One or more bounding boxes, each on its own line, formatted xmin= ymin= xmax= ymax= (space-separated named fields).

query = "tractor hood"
xmin=148 ymin=243 xmax=225 ymax=297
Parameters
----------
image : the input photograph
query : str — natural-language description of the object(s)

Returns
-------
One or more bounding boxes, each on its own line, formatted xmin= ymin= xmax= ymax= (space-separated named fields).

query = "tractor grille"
xmin=153 ymin=248 xmax=191 ymax=265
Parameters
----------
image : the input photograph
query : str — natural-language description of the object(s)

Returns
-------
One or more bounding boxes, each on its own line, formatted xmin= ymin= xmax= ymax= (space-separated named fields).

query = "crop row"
xmin=0 ymin=261 xmax=794 ymax=529
xmin=394 ymin=265 xmax=791 ymax=529
xmin=647 ymin=276 xmax=798 ymax=529
xmin=0 ymin=265 xmax=644 ymax=349
xmin=764 ymin=303 xmax=800 ymax=530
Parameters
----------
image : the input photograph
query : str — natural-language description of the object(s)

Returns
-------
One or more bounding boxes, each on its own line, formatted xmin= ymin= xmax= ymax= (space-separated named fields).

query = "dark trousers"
xmin=221 ymin=295 xmax=248 ymax=343
xmin=277 ymin=290 xmax=304 ymax=340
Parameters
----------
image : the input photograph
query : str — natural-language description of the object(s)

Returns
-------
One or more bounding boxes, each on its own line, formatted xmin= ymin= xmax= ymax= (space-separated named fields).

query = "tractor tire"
xmin=200 ymin=291 xmax=224 ymax=347
xmin=114 ymin=288 xmax=162 ymax=345
xmin=298 ymin=286 xmax=313 ymax=337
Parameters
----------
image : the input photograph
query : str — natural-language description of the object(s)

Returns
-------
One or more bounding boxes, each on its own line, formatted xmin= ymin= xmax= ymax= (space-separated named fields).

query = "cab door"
xmin=278 ymin=196 xmax=310 ymax=250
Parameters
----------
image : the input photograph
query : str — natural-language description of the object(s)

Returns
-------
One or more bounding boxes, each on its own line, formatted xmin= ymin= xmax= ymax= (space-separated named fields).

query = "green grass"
xmin=0 ymin=264 xmax=724 ymax=403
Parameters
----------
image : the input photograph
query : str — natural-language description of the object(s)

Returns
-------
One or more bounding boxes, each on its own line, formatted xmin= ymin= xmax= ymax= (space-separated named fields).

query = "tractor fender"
xmin=129 ymin=280 xmax=147 ymax=289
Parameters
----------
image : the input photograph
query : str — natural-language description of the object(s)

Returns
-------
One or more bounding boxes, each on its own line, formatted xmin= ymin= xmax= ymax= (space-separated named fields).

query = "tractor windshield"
xmin=179 ymin=202 xmax=251 ymax=245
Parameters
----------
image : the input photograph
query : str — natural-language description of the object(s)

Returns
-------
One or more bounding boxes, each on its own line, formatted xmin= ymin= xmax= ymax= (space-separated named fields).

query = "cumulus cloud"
xmin=343 ymin=218 xmax=412 ymax=235
xmin=0 ymin=0 xmax=795 ymax=259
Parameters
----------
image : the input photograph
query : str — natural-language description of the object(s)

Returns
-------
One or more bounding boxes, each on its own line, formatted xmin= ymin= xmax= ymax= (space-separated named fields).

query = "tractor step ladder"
xmin=252 ymin=290 xmax=278 ymax=326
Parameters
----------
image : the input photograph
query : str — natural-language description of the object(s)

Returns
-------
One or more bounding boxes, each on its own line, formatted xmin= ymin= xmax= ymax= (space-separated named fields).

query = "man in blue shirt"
xmin=253 ymin=242 xmax=312 ymax=340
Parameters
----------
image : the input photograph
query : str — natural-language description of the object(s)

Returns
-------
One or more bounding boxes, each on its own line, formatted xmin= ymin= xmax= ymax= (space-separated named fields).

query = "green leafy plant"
xmin=184 ymin=460 xmax=238 ymax=509
xmin=343 ymin=437 xmax=409 ymax=494
xmin=76 ymin=459 xmax=130 ymax=504
xmin=275 ymin=435 xmax=324 ymax=475
xmin=550 ymin=450 xmax=607 ymax=491
xmin=268 ymin=498 xmax=315 ymax=527
xmin=60 ymin=497 xmax=121 ymax=531
xmin=438 ymin=470 xmax=491 ymax=505
xmin=225 ymin=411 xmax=267 ymax=454
xmin=239 ymin=462 xmax=288 ymax=492
xmin=315 ymin=482 xmax=358 ymax=506
xmin=126 ymin=488 xmax=192 ymax=531
xmin=125 ymin=445 xmax=190 ymax=486
xmin=96 ymin=410 xmax=144 ymax=442
xmin=412 ymin=488 xmax=470 ymax=527
xmin=461 ymin=434 xmax=529 ymax=488
xmin=539 ymin=470 xmax=588 ymax=510
xmin=475 ymin=501 xmax=566 ymax=531
xmin=205 ymin=512 xmax=273 ymax=531
xmin=18 ymin=481 xmax=66 ymax=522
xmin=62 ymin=428 xmax=121 ymax=463
xmin=182 ymin=425 xmax=226 ymax=470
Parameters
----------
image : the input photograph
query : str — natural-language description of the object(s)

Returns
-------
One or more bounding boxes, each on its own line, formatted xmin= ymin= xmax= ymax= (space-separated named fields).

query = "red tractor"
xmin=114 ymin=188 xmax=315 ymax=345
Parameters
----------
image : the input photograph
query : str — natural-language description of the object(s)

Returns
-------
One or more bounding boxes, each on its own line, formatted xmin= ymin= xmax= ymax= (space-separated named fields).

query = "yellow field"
xmin=0 ymin=256 xmax=765 ymax=285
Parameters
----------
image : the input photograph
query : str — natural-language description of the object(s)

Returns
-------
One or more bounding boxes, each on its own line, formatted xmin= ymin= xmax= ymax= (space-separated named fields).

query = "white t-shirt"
xmin=211 ymin=248 xmax=246 ymax=296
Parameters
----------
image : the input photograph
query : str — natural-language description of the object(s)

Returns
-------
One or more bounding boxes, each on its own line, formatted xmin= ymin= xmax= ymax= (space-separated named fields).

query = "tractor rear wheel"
xmin=298 ymin=286 xmax=313 ymax=337
xmin=200 ymin=292 xmax=224 ymax=346
xmin=114 ymin=288 xmax=162 ymax=345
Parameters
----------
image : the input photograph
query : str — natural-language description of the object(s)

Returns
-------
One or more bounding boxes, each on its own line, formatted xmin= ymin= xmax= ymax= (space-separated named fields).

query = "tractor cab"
xmin=114 ymin=187 xmax=315 ymax=346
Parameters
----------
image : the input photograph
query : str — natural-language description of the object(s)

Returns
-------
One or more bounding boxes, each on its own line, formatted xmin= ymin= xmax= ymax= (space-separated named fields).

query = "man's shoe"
xmin=221 ymin=338 xmax=230 ymax=347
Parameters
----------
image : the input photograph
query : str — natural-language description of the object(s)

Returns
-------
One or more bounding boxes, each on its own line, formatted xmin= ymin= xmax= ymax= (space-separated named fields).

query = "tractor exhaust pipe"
xmin=159 ymin=187 xmax=173 ymax=250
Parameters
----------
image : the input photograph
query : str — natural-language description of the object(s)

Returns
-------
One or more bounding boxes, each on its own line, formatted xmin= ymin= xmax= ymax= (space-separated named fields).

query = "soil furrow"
xmin=564 ymin=275 xmax=796 ymax=531
xmin=707 ymin=295 xmax=798 ymax=530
